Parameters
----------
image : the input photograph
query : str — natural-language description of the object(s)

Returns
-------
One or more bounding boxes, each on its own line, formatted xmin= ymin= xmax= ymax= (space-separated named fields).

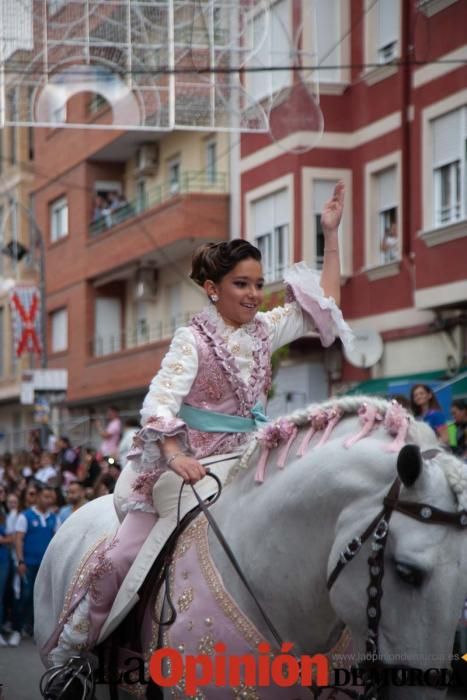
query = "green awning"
xmin=344 ymin=369 xmax=467 ymax=398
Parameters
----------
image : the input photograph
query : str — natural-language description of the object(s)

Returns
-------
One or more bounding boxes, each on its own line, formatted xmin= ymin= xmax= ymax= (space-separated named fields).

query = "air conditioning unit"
xmin=135 ymin=143 xmax=159 ymax=176
xmin=134 ymin=266 xmax=158 ymax=301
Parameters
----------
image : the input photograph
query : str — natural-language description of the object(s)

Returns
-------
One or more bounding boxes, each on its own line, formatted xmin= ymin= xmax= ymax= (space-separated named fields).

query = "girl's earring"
xmin=210 ymin=294 xmax=219 ymax=303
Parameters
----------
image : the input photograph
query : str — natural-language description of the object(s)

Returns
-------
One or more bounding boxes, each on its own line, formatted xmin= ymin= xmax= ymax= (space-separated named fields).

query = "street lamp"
xmin=1 ymin=194 xmax=47 ymax=368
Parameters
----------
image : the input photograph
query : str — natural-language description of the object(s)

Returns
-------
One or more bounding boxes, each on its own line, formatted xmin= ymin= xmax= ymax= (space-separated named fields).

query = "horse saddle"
xmin=98 ymin=453 xmax=242 ymax=644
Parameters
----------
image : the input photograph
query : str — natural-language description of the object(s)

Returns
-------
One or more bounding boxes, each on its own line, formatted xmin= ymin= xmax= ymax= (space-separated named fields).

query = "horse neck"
xmin=209 ymin=422 xmax=394 ymax=652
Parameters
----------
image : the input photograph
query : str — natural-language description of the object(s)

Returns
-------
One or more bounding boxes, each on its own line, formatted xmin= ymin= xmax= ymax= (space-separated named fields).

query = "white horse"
xmin=35 ymin=396 xmax=467 ymax=699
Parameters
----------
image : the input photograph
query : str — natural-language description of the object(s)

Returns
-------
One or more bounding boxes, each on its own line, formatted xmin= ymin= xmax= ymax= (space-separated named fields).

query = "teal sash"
xmin=178 ymin=402 xmax=268 ymax=433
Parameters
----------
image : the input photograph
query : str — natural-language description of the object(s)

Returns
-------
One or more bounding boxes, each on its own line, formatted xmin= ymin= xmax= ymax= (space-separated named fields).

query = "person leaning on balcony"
xmin=44 ymin=182 xmax=355 ymax=683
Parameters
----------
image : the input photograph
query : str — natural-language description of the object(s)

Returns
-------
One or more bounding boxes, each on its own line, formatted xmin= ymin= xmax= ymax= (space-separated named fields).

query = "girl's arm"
xmin=258 ymin=182 xmax=353 ymax=354
xmin=319 ymin=180 xmax=344 ymax=306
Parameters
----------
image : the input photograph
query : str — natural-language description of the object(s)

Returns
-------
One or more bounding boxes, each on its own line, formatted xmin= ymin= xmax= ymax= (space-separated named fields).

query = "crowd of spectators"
xmin=0 ymin=408 xmax=139 ymax=647
xmin=92 ymin=192 xmax=132 ymax=230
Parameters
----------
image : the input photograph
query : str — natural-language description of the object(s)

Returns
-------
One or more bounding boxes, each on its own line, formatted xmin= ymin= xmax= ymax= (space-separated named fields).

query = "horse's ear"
xmin=397 ymin=444 xmax=422 ymax=488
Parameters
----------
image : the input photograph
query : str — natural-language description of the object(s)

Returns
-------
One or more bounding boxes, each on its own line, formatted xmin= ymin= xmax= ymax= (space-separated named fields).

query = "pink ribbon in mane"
xmin=296 ymin=409 xmax=327 ymax=456
xmin=383 ymin=400 xmax=410 ymax=452
xmin=343 ymin=403 xmax=383 ymax=448
xmin=255 ymin=418 xmax=296 ymax=483
xmin=315 ymin=407 xmax=343 ymax=448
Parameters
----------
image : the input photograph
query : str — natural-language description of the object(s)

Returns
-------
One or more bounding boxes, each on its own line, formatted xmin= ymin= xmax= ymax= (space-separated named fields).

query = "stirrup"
xmin=40 ymin=655 xmax=97 ymax=700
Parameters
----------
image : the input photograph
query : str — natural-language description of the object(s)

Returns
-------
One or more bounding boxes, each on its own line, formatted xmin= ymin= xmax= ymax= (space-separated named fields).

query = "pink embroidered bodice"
xmin=183 ymin=312 xmax=272 ymax=458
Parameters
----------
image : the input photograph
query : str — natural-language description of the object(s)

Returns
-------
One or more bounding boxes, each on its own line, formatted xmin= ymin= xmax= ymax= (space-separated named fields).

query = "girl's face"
xmin=206 ymin=258 xmax=265 ymax=329
xmin=412 ymin=386 xmax=432 ymax=409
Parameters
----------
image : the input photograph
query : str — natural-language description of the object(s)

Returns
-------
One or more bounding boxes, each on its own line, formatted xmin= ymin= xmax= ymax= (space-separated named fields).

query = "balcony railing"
xmin=89 ymin=170 xmax=227 ymax=237
xmin=91 ymin=311 xmax=199 ymax=357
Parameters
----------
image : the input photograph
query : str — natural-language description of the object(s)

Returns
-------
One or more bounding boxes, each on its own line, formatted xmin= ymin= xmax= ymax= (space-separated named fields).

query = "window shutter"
xmin=378 ymin=0 xmax=399 ymax=50
xmin=316 ymin=0 xmax=340 ymax=81
xmin=378 ymin=168 xmax=397 ymax=211
xmin=52 ymin=309 xmax=68 ymax=353
xmin=273 ymin=188 xmax=289 ymax=226
xmin=432 ymin=109 xmax=461 ymax=168
xmin=95 ymin=298 xmax=121 ymax=355
xmin=313 ymin=180 xmax=336 ymax=213
xmin=253 ymin=195 xmax=274 ymax=235
xmin=271 ymin=0 xmax=290 ymax=93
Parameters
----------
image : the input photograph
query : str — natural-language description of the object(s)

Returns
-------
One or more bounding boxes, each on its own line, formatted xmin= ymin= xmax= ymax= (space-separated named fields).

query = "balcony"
xmin=90 ymin=311 xmax=198 ymax=358
xmin=89 ymin=170 xmax=228 ymax=237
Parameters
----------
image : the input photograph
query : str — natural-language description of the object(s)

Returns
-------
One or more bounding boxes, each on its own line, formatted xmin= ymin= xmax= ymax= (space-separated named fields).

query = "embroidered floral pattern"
xmin=190 ymin=307 xmax=271 ymax=416
xmin=87 ymin=537 xmax=119 ymax=603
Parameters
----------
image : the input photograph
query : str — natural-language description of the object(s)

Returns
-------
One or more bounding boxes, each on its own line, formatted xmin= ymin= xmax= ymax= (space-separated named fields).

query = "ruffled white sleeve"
xmin=140 ymin=326 xmax=198 ymax=425
xmin=127 ymin=327 xmax=198 ymax=474
xmin=258 ymin=262 xmax=354 ymax=353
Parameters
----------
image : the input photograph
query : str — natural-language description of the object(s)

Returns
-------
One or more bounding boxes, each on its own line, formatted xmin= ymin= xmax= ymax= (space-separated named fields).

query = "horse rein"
xmin=327 ymin=475 xmax=467 ymax=699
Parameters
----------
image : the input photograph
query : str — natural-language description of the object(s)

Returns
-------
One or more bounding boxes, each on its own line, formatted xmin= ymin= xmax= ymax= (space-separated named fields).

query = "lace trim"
xmin=284 ymin=261 xmax=355 ymax=352
xmin=127 ymin=417 xmax=189 ymax=474
xmin=190 ymin=307 xmax=271 ymax=415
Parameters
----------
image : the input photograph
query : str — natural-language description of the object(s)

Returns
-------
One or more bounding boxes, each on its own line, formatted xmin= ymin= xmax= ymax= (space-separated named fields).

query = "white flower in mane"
xmin=236 ymin=395 xmax=467 ymax=511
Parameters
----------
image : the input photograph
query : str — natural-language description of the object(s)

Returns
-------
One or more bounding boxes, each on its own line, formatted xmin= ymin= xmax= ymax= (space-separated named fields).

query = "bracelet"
xmin=166 ymin=452 xmax=186 ymax=468
xmin=18 ymin=560 xmax=25 ymax=565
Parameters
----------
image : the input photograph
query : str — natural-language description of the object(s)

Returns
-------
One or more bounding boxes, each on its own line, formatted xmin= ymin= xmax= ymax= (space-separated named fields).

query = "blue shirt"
xmin=422 ymin=409 xmax=447 ymax=432
xmin=17 ymin=507 xmax=57 ymax=566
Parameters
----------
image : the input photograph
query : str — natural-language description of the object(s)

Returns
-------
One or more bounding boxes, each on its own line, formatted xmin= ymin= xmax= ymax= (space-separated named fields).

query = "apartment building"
xmin=0 ymin=68 xmax=39 ymax=450
xmin=240 ymin=0 xmax=467 ymax=410
xmin=31 ymin=87 xmax=230 ymax=428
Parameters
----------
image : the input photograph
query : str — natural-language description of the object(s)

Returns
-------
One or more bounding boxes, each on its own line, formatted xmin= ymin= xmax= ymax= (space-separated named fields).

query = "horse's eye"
xmin=395 ymin=562 xmax=424 ymax=587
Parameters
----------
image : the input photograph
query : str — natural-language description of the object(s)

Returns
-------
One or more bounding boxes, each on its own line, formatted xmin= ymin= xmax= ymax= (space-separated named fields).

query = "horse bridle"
xmin=327 ymin=475 xmax=467 ymax=699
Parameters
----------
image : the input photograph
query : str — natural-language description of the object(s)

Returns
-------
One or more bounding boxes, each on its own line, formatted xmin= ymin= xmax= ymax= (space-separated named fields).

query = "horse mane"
xmin=236 ymin=395 xmax=467 ymax=511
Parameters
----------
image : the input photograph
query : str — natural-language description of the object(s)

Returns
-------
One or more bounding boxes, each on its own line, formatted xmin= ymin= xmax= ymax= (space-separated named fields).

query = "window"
xmin=136 ymin=179 xmax=147 ymax=214
xmin=247 ymin=0 xmax=291 ymax=101
xmin=313 ymin=180 xmax=339 ymax=269
xmin=376 ymin=167 xmax=399 ymax=264
xmin=205 ymin=140 xmax=217 ymax=184
xmin=315 ymin=0 xmax=341 ymax=82
xmin=94 ymin=298 xmax=122 ymax=356
xmin=377 ymin=0 xmax=399 ymax=63
xmin=168 ymin=158 xmax=181 ymax=194
xmin=432 ymin=108 xmax=466 ymax=227
xmin=252 ymin=189 xmax=290 ymax=283
xmin=51 ymin=308 xmax=68 ymax=353
xmin=50 ymin=196 xmax=68 ymax=242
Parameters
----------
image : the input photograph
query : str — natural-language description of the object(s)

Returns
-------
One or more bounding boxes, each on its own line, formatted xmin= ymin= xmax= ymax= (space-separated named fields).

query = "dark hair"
xmin=410 ymin=383 xmax=441 ymax=417
xmin=190 ymin=239 xmax=261 ymax=286
xmin=452 ymin=398 xmax=467 ymax=411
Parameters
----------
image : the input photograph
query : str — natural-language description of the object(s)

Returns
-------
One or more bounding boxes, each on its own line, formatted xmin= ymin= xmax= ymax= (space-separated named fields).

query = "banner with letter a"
xmin=9 ymin=286 xmax=42 ymax=357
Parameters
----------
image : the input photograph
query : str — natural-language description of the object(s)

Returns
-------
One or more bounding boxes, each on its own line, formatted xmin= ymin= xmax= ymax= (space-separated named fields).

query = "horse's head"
xmin=329 ymin=431 xmax=467 ymax=699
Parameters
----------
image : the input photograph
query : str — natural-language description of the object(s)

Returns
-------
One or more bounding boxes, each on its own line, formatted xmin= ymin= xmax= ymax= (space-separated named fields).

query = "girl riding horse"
xmin=43 ymin=182 xmax=353 ymax=694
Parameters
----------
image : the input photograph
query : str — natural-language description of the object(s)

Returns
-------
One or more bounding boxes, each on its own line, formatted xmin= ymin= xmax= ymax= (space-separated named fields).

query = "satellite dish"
xmin=344 ymin=328 xmax=383 ymax=368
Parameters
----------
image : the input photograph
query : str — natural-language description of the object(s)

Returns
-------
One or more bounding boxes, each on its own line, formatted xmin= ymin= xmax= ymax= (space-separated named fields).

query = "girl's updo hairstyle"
xmin=190 ymin=239 xmax=261 ymax=286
